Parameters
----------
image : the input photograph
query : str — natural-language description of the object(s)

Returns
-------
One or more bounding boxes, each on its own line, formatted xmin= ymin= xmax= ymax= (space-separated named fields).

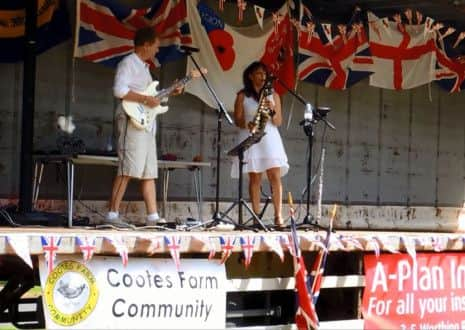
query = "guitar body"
xmin=122 ymin=81 xmax=169 ymax=131
xmin=121 ymin=68 xmax=206 ymax=131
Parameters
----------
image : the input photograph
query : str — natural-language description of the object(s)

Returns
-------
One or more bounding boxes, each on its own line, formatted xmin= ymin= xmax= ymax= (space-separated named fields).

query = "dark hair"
xmin=240 ymin=61 xmax=268 ymax=100
xmin=134 ymin=27 xmax=158 ymax=47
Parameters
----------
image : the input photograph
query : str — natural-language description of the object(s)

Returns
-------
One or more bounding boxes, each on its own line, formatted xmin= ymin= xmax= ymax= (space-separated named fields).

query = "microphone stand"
xmin=184 ymin=50 xmax=234 ymax=230
xmin=274 ymin=77 xmax=335 ymax=231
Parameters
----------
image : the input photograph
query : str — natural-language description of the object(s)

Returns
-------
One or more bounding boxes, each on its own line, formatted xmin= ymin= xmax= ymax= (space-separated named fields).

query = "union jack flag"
xmin=164 ymin=235 xmax=182 ymax=270
xmin=298 ymin=14 xmax=372 ymax=90
xmin=41 ymin=236 xmax=62 ymax=275
xmin=75 ymin=0 xmax=191 ymax=67
xmin=76 ymin=236 xmax=96 ymax=262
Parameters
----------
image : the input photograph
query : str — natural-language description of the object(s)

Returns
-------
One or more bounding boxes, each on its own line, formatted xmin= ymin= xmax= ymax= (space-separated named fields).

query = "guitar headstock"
xmin=189 ymin=68 xmax=208 ymax=79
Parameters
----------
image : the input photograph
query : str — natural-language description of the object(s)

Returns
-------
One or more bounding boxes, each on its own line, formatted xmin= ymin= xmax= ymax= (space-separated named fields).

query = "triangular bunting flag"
xmin=41 ymin=236 xmax=62 ymax=275
xmin=76 ymin=236 xmax=96 ymax=262
xmin=321 ymin=23 xmax=333 ymax=44
xmin=148 ymin=237 xmax=163 ymax=255
xmin=207 ymin=237 xmax=217 ymax=260
xmin=262 ymin=235 xmax=284 ymax=262
xmin=400 ymin=236 xmax=417 ymax=266
xmin=107 ymin=236 xmax=129 ymax=267
xmin=219 ymin=236 xmax=236 ymax=264
xmin=254 ymin=5 xmax=265 ymax=29
xmin=164 ymin=236 xmax=182 ymax=270
xmin=7 ymin=235 xmax=33 ymax=268
xmin=240 ymin=236 xmax=255 ymax=269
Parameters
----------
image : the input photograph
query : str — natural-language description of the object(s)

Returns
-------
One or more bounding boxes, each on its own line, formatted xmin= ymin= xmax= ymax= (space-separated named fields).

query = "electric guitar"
xmin=122 ymin=68 xmax=205 ymax=131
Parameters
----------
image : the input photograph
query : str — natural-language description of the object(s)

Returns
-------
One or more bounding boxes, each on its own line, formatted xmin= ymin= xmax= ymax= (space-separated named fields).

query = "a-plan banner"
xmin=362 ymin=253 xmax=465 ymax=330
xmin=38 ymin=255 xmax=226 ymax=329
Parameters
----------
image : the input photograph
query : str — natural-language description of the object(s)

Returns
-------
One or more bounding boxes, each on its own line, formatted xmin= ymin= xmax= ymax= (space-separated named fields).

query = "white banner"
xmin=38 ymin=255 xmax=226 ymax=329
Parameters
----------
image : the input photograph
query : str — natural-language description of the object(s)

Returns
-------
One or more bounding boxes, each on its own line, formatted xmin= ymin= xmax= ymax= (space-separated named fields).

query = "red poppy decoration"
xmin=208 ymin=29 xmax=236 ymax=71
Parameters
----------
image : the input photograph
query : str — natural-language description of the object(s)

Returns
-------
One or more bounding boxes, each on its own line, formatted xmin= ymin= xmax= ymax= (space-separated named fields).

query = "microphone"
xmin=179 ymin=45 xmax=200 ymax=53
xmin=299 ymin=103 xmax=313 ymax=126
xmin=304 ymin=103 xmax=313 ymax=122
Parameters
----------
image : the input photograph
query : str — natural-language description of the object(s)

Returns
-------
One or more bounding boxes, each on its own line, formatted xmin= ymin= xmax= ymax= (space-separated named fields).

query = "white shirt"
xmin=113 ymin=53 xmax=153 ymax=98
xmin=113 ymin=53 xmax=157 ymax=132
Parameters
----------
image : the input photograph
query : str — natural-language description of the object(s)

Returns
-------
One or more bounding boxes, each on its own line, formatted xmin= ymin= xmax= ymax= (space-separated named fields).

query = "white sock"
xmin=106 ymin=211 xmax=119 ymax=219
xmin=147 ymin=212 xmax=160 ymax=221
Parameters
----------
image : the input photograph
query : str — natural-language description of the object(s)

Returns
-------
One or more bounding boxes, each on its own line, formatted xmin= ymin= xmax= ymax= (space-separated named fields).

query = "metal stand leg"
xmin=32 ymin=162 xmax=44 ymax=209
xmin=162 ymin=169 xmax=170 ymax=219
xmin=193 ymin=168 xmax=203 ymax=222
xmin=66 ymin=160 xmax=74 ymax=227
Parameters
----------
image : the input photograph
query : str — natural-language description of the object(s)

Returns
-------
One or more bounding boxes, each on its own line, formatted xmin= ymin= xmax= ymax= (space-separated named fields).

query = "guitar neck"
xmin=155 ymin=76 xmax=192 ymax=98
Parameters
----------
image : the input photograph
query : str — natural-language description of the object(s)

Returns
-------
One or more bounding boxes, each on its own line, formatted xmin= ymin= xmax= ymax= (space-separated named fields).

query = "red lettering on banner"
xmin=363 ymin=253 xmax=465 ymax=329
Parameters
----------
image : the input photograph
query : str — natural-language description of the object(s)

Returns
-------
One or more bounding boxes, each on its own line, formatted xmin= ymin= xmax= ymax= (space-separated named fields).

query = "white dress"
xmin=230 ymin=94 xmax=289 ymax=178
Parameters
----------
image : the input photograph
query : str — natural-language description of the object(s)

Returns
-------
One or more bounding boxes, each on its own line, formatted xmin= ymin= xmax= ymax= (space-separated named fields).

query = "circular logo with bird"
xmin=44 ymin=260 xmax=99 ymax=326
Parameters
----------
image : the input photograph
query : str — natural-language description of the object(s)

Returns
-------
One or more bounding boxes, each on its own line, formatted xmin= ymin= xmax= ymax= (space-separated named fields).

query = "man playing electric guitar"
xmin=107 ymin=26 xmax=187 ymax=226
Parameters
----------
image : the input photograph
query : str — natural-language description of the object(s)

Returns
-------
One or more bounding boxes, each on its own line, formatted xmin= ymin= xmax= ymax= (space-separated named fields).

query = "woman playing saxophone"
xmin=231 ymin=61 xmax=289 ymax=228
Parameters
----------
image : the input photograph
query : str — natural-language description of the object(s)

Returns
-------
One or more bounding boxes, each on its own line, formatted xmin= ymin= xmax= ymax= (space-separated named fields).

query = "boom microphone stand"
xmin=273 ymin=77 xmax=335 ymax=230
xmin=183 ymin=48 xmax=234 ymax=230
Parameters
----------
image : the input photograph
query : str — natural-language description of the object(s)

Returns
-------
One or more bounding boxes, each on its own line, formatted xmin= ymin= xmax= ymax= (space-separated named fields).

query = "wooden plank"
xmin=229 ymin=319 xmax=364 ymax=330
xmin=226 ymin=275 xmax=365 ymax=292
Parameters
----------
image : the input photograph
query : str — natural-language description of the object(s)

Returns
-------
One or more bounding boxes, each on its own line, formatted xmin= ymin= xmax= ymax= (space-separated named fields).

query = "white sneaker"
xmin=104 ymin=211 xmax=128 ymax=225
xmin=146 ymin=213 xmax=167 ymax=226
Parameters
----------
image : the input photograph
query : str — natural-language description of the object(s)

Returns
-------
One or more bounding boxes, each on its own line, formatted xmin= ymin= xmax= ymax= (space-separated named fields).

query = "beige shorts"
xmin=115 ymin=105 xmax=158 ymax=179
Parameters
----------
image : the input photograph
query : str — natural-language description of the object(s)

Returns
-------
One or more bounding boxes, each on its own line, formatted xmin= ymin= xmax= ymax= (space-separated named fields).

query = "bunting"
xmin=219 ymin=236 xmax=236 ymax=264
xmin=240 ymin=236 xmax=255 ymax=268
xmin=41 ymin=236 xmax=62 ymax=275
xmin=6 ymin=235 xmax=33 ymax=268
xmin=164 ymin=235 xmax=182 ymax=270
xmin=76 ymin=236 xmax=96 ymax=262
xmin=107 ymin=236 xmax=129 ymax=267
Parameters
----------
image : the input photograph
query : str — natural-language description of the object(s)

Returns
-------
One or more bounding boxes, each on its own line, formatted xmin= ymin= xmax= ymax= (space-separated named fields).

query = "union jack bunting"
xmin=219 ymin=236 xmax=236 ymax=264
xmin=240 ymin=236 xmax=255 ymax=268
xmin=76 ymin=236 xmax=96 ymax=262
xmin=107 ymin=236 xmax=129 ymax=267
xmin=262 ymin=235 xmax=284 ymax=262
xmin=74 ymin=0 xmax=191 ymax=67
xmin=41 ymin=236 xmax=62 ymax=275
xmin=147 ymin=237 xmax=163 ymax=255
xmin=281 ymin=234 xmax=298 ymax=256
xmin=6 ymin=235 xmax=33 ymax=268
xmin=164 ymin=235 xmax=182 ymax=270
xmin=207 ymin=237 xmax=217 ymax=260
xmin=297 ymin=12 xmax=372 ymax=90
xmin=366 ymin=236 xmax=381 ymax=258
xmin=435 ymin=41 xmax=465 ymax=93
xmin=400 ymin=236 xmax=417 ymax=266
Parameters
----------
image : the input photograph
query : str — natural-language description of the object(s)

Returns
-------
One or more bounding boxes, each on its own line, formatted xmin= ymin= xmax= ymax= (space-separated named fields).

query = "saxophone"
xmin=248 ymin=78 xmax=275 ymax=135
